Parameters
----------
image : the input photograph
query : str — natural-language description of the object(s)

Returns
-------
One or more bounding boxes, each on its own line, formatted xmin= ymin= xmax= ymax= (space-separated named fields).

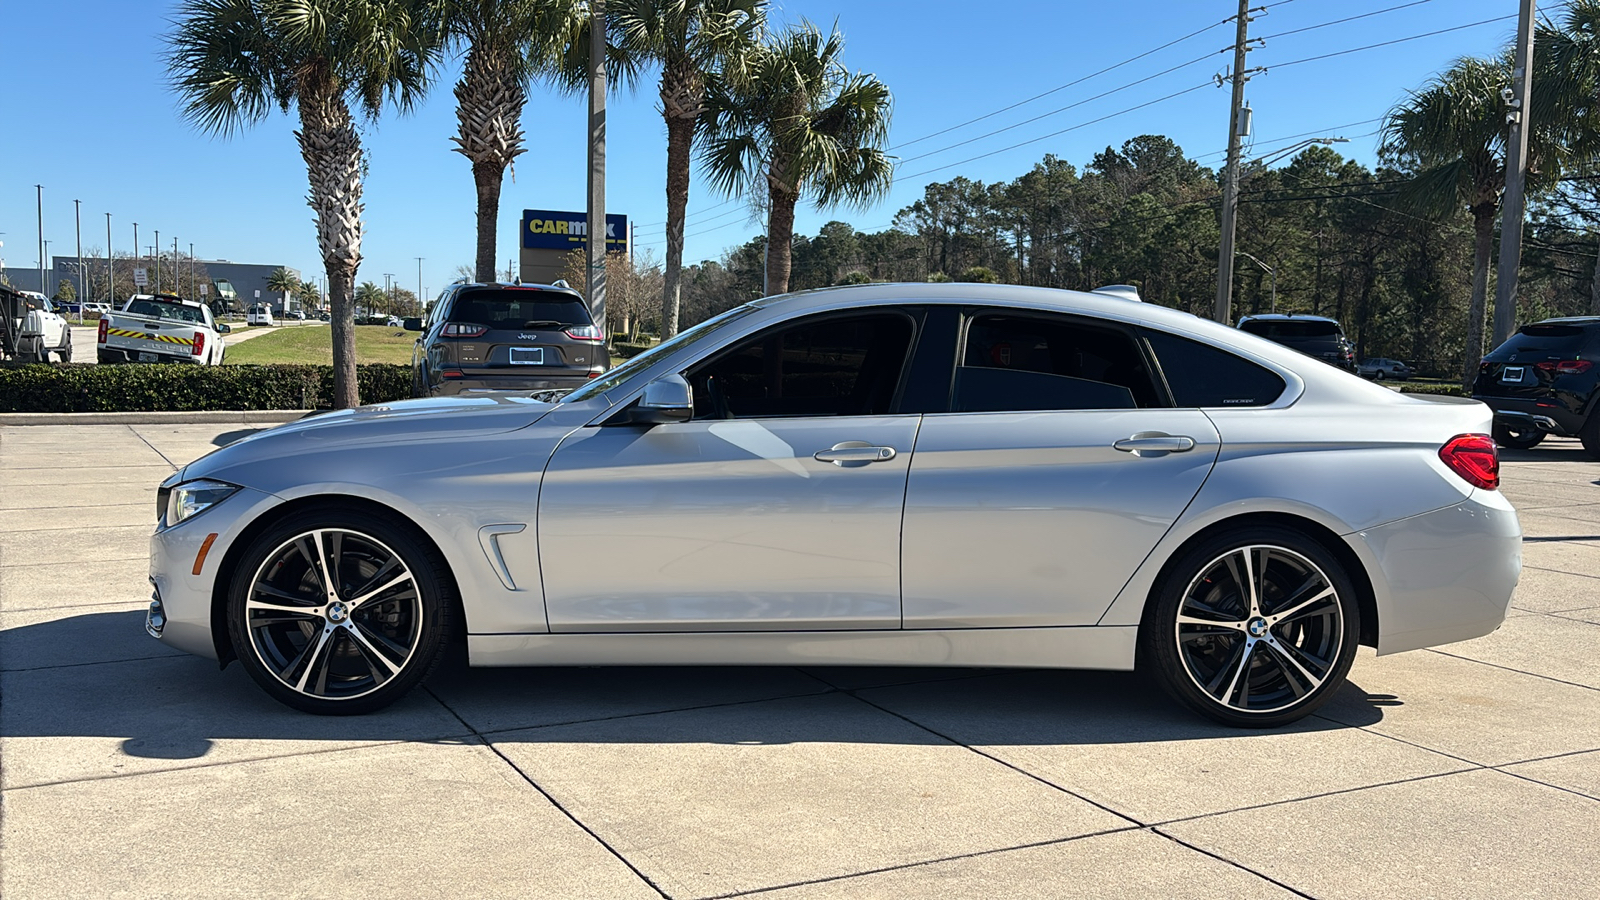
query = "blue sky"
xmin=1 ymin=0 xmax=1517 ymax=299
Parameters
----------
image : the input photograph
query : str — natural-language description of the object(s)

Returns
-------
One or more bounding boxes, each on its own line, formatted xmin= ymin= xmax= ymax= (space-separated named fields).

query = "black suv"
xmin=1236 ymin=314 xmax=1356 ymax=370
xmin=1474 ymin=317 xmax=1600 ymax=454
xmin=410 ymin=282 xmax=606 ymax=396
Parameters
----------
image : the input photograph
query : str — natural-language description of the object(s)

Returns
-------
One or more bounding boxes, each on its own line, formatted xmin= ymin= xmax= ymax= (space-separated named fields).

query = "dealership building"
xmin=3 ymin=257 xmax=303 ymax=312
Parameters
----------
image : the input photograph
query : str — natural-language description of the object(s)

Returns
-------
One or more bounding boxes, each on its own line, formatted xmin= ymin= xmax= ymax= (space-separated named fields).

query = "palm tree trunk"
xmin=1461 ymin=204 xmax=1496 ymax=392
xmin=765 ymin=178 xmax=798 ymax=296
xmin=661 ymin=113 xmax=694 ymax=338
xmin=473 ymin=160 xmax=504 ymax=283
xmin=296 ymin=89 xmax=364 ymax=409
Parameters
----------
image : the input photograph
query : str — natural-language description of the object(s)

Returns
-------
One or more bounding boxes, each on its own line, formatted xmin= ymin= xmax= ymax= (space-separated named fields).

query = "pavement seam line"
xmin=1146 ymin=766 xmax=1481 ymax=830
xmin=422 ymin=685 xmax=673 ymax=900
xmin=128 ymin=426 xmax=179 ymax=471
xmin=1424 ymin=647 xmax=1600 ymax=693
xmin=1146 ymin=826 xmax=1319 ymax=899
xmin=1 ymin=653 xmax=185 ymax=674
xmin=465 ymin=684 xmax=839 ymax=739
xmin=1489 ymin=760 xmax=1600 ymax=805
xmin=702 ymin=825 xmax=1145 ymax=900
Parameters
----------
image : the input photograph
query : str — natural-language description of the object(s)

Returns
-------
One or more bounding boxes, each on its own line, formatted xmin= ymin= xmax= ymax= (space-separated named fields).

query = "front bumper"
xmin=1351 ymin=490 xmax=1521 ymax=655
xmin=148 ymin=486 xmax=284 ymax=660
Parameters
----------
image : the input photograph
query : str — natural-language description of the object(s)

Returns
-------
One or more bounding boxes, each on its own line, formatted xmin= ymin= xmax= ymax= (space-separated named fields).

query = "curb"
xmin=0 ymin=410 xmax=313 ymax=426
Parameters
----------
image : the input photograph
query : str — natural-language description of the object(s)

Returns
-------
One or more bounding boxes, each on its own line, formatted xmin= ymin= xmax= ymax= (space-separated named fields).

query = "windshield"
xmin=1241 ymin=319 xmax=1340 ymax=339
xmin=127 ymin=299 xmax=205 ymax=324
xmin=450 ymin=288 xmax=592 ymax=330
xmin=560 ymin=305 xmax=757 ymax=404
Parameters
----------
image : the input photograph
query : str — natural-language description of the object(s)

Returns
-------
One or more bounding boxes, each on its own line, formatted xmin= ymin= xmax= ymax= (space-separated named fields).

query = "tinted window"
xmin=1143 ymin=329 xmax=1286 ymax=407
xmin=128 ymin=300 xmax=205 ymax=323
xmin=449 ymin=288 xmax=591 ymax=330
xmin=953 ymin=314 xmax=1158 ymax=412
xmin=687 ymin=313 xmax=914 ymax=418
xmin=1486 ymin=322 xmax=1599 ymax=359
xmin=1240 ymin=319 xmax=1340 ymax=339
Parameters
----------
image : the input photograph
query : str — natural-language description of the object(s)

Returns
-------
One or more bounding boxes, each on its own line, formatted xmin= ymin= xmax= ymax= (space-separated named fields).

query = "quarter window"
xmin=953 ymin=313 xmax=1160 ymax=412
xmin=686 ymin=314 xmax=915 ymax=419
xmin=1142 ymin=328 xmax=1286 ymax=407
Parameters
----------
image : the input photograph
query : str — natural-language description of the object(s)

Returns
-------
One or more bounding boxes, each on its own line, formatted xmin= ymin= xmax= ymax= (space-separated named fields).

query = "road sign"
xmin=200 ymin=284 xmax=208 ymax=296
xmin=133 ymin=268 xmax=148 ymax=287
xmin=254 ymin=289 xmax=261 ymax=298
xmin=521 ymin=209 xmax=628 ymax=252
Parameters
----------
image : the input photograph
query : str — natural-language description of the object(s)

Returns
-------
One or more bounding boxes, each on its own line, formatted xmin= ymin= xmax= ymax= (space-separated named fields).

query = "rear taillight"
xmin=564 ymin=324 xmax=604 ymax=341
xmin=441 ymin=367 xmax=464 ymax=379
xmin=97 ymin=318 xmax=109 ymax=343
xmin=1440 ymin=434 xmax=1499 ymax=490
xmin=443 ymin=323 xmax=488 ymax=338
xmin=193 ymin=331 xmax=205 ymax=357
xmin=1535 ymin=360 xmax=1592 ymax=375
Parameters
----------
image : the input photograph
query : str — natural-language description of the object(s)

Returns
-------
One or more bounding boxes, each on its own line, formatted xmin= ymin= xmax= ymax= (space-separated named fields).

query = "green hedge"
xmin=0 ymin=363 xmax=413 ymax=413
xmin=1395 ymin=382 xmax=1466 ymax=397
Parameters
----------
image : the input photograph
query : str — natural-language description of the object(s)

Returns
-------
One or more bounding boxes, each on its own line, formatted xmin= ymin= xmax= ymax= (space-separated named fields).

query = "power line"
xmin=1256 ymin=0 xmax=1439 ymax=41
xmin=1265 ymin=14 xmax=1517 ymax=72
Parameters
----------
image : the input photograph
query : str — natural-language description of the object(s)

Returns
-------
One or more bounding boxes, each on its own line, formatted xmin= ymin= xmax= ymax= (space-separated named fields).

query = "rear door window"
xmin=1143 ymin=328 xmax=1286 ymax=407
xmin=953 ymin=313 xmax=1161 ymax=412
xmin=449 ymin=289 xmax=592 ymax=330
xmin=1486 ymin=322 xmax=1599 ymax=360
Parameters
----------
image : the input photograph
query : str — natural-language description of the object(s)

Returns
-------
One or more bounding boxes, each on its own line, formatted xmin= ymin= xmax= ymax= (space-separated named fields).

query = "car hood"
xmin=178 ymin=393 xmax=558 ymax=483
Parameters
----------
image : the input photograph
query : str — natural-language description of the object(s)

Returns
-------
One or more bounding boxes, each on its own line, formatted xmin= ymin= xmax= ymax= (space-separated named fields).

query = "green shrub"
xmin=1396 ymin=382 xmax=1465 ymax=396
xmin=612 ymin=341 xmax=657 ymax=359
xmin=0 ymin=363 xmax=414 ymax=412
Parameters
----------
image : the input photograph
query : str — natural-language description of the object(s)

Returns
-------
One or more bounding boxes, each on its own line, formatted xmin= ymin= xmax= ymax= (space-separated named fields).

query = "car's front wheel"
xmin=226 ymin=508 xmax=455 ymax=714
xmin=1141 ymin=526 xmax=1359 ymax=727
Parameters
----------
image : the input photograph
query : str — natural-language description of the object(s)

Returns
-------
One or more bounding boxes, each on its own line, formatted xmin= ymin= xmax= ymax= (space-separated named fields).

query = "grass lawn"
xmin=224 ymin=325 xmax=416 ymax=365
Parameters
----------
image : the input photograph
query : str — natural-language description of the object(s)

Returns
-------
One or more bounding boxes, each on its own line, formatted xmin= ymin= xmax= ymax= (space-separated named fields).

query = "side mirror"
xmin=403 ymin=317 xmax=423 ymax=332
xmin=216 ymin=323 xmax=232 ymax=334
xmin=615 ymin=373 xmax=692 ymax=425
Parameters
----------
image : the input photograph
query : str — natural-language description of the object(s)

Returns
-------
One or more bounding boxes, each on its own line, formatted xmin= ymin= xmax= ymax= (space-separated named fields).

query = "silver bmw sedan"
xmin=147 ymin=283 xmax=1520 ymax=726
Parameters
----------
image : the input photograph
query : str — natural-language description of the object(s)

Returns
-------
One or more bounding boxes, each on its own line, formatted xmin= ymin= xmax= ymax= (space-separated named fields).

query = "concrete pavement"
xmin=1 ymin=425 xmax=1597 ymax=898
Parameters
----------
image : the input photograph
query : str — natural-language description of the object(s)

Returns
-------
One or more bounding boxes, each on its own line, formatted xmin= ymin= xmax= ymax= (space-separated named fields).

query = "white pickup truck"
xmin=97 ymin=294 xmax=230 ymax=365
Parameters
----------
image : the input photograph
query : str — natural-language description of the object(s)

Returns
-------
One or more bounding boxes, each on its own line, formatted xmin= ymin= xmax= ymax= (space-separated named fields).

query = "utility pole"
xmin=415 ymin=257 xmax=424 ymax=311
xmin=586 ymin=0 xmax=608 ymax=335
xmin=74 ymin=200 xmax=83 ymax=318
xmin=106 ymin=214 xmax=113 ymax=306
xmin=1213 ymin=0 xmax=1256 ymax=325
xmin=172 ymin=238 xmax=179 ymax=299
xmin=1493 ymin=0 xmax=1537 ymax=346
xmin=132 ymin=223 xmax=138 ymax=295
xmin=190 ymin=243 xmax=195 ymax=300
xmin=35 ymin=185 xmax=44 ymax=298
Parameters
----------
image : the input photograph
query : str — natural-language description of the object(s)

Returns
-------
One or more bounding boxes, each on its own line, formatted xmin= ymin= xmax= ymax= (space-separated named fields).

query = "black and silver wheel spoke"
xmin=1176 ymin=543 xmax=1344 ymax=715
xmin=247 ymin=528 xmax=423 ymax=702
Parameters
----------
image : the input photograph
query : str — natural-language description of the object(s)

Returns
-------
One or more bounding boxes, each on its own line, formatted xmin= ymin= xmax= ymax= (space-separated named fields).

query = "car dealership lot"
xmin=2 ymin=423 xmax=1598 ymax=898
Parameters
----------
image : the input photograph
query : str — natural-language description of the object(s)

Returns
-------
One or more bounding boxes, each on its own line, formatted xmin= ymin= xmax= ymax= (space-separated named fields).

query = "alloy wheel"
xmin=245 ymin=528 xmax=422 ymax=701
xmin=1173 ymin=544 xmax=1343 ymax=714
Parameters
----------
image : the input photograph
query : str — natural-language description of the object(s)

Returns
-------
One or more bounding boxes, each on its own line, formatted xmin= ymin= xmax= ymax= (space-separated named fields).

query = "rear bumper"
xmin=1473 ymin=395 xmax=1584 ymax=435
xmin=431 ymin=373 xmax=598 ymax=395
xmin=1350 ymin=491 xmax=1521 ymax=655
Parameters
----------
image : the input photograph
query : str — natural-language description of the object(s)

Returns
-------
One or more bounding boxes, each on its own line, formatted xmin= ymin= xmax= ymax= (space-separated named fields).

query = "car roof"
xmin=447 ymin=281 xmax=585 ymax=300
xmin=1533 ymin=317 xmax=1600 ymax=325
xmin=132 ymin=293 xmax=204 ymax=308
xmin=1235 ymin=313 xmax=1342 ymax=325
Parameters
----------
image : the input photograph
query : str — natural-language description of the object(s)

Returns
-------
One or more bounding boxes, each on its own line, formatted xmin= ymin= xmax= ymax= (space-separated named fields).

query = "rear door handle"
xmin=1113 ymin=433 xmax=1196 ymax=457
xmin=814 ymin=441 xmax=897 ymax=465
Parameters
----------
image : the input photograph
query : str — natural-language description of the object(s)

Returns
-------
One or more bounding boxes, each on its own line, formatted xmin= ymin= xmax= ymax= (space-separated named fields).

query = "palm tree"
xmin=356 ymin=280 xmax=387 ymax=318
xmin=700 ymin=21 xmax=893 ymax=296
xmin=1382 ymin=57 xmax=1515 ymax=391
xmin=266 ymin=266 xmax=299 ymax=310
xmin=166 ymin=0 xmax=440 ymax=407
xmin=441 ymin=0 xmax=581 ymax=283
xmin=1538 ymin=1 xmax=1600 ymax=312
xmin=611 ymin=0 xmax=762 ymax=338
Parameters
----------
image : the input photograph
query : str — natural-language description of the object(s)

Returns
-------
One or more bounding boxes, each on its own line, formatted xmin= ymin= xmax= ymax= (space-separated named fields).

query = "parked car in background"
xmin=1473 ymin=317 xmax=1600 ymax=453
xmin=151 ymin=282 xmax=1519 ymax=728
xmin=1236 ymin=314 xmax=1356 ymax=370
xmin=4 ymin=291 xmax=72 ymax=362
xmin=410 ymin=282 xmax=606 ymax=396
xmin=1357 ymin=357 xmax=1413 ymax=381
xmin=247 ymin=305 xmax=275 ymax=326
xmin=98 ymin=294 xmax=228 ymax=365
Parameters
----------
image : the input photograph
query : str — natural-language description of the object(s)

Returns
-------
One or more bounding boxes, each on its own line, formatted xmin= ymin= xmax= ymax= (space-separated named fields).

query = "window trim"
xmin=945 ymin=307 xmax=1173 ymax=414
xmin=1138 ymin=326 xmax=1290 ymax=410
xmin=677 ymin=307 xmax=925 ymax=422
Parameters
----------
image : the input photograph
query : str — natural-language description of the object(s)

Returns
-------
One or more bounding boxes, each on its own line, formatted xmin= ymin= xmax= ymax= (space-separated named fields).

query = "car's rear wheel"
xmin=226 ymin=508 xmax=454 ymax=715
xmin=1372 ymin=370 xmax=1385 ymax=381
xmin=1492 ymin=421 xmax=1544 ymax=450
xmin=1141 ymin=526 xmax=1359 ymax=727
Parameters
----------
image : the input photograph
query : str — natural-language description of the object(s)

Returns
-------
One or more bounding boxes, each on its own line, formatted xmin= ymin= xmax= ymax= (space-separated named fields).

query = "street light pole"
xmin=106 ymin=213 xmax=113 ymax=306
xmin=154 ymin=229 xmax=160 ymax=292
xmin=35 ymin=185 xmax=44 ymax=298
xmin=132 ymin=223 xmax=138 ymax=295
xmin=415 ymin=257 xmax=424 ymax=312
xmin=189 ymin=243 xmax=195 ymax=300
xmin=74 ymin=199 xmax=84 ymax=320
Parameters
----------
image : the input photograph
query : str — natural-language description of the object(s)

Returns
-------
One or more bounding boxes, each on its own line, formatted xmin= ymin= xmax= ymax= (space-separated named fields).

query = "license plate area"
xmin=509 ymin=347 xmax=545 ymax=366
xmin=1501 ymin=366 xmax=1526 ymax=384
xmin=138 ymin=352 xmax=160 ymax=363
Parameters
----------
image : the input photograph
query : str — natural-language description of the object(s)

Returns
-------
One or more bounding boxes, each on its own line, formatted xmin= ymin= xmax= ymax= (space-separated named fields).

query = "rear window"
xmin=448 ymin=289 xmax=591 ymax=330
xmin=128 ymin=300 xmax=205 ymax=324
xmin=1239 ymin=319 xmax=1340 ymax=339
xmin=1487 ymin=322 xmax=1598 ymax=359
xmin=1143 ymin=329 xmax=1286 ymax=407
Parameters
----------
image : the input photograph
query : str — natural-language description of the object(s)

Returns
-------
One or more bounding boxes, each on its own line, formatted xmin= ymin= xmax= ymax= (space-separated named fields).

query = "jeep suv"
xmin=1236 ymin=314 xmax=1355 ymax=370
xmin=1474 ymin=317 xmax=1600 ymax=454
xmin=411 ymin=282 xmax=606 ymax=396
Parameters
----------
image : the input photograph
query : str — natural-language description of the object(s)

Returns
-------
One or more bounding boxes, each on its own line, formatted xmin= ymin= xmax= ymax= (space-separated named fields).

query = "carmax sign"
xmin=521 ymin=209 xmax=629 ymax=252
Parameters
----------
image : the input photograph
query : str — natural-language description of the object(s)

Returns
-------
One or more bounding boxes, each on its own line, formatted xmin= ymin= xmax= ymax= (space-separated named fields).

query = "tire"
xmin=1140 ymin=525 xmax=1360 ymax=728
xmin=226 ymin=507 xmax=456 ymax=715
xmin=1492 ymin=421 xmax=1544 ymax=450
xmin=1372 ymin=370 xmax=1385 ymax=381
xmin=1581 ymin=414 xmax=1600 ymax=461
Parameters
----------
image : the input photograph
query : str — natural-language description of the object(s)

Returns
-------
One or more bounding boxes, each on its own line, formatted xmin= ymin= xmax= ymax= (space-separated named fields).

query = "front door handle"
xmin=814 ymin=441 xmax=897 ymax=465
xmin=1113 ymin=433 xmax=1196 ymax=457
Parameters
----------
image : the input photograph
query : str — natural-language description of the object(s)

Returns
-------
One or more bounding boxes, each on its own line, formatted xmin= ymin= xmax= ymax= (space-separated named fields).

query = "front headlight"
xmin=166 ymin=479 xmax=239 ymax=527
